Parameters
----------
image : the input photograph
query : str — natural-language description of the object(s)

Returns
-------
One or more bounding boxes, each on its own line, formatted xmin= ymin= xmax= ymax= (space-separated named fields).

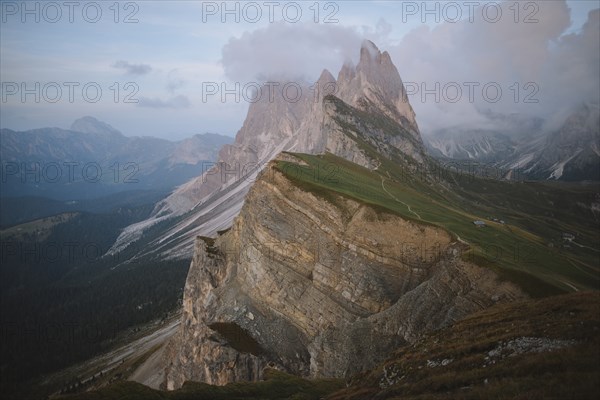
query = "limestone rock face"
xmin=163 ymin=160 xmax=524 ymax=389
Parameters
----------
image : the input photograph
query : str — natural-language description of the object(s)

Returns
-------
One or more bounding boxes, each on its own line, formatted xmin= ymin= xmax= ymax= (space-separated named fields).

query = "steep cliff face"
xmin=163 ymin=156 xmax=524 ymax=389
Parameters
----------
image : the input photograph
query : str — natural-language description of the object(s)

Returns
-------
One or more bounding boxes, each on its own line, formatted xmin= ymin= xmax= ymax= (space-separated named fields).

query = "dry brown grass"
xmin=327 ymin=292 xmax=600 ymax=400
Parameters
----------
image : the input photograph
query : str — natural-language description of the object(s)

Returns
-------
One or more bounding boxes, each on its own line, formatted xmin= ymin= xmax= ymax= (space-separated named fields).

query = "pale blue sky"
xmin=1 ymin=0 xmax=598 ymax=138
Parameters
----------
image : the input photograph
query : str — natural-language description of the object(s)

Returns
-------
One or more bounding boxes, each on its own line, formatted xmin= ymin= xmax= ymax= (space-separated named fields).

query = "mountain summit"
xmin=337 ymin=40 xmax=420 ymax=138
xmin=108 ymin=41 xmax=425 ymax=260
xmin=70 ymin=116 xmax=124 ymax=138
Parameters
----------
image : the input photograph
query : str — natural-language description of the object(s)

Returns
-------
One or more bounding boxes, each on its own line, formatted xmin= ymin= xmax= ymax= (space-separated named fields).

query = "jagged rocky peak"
xmin=336 ymin=40 xmax=420 ymax=140
xmin=358 ymin=38 xmax=397 ymax=70
xmin=156 ymin=39 xmax=418 ymax=202
xmin=317 ymin=68 xmax=336 ymax=85
xmin=108 ymin=40 xmax=427 ymax=260
xmin=314 ymin=68 xmax=337 ymax=102
xmin=360 ymin=38 xmax=380 ymax=59
xmin=337 ymin=60 xmax=356 ymax=84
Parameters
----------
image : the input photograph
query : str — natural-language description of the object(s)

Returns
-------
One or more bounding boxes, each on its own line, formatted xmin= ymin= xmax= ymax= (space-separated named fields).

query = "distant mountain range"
xmin=0 ymin=117 xmax=231 ymax=387
xmin=424 ymin=103 xmax=600 ymax=181
xmin=0 ymin=116 xmax=232 ymax=201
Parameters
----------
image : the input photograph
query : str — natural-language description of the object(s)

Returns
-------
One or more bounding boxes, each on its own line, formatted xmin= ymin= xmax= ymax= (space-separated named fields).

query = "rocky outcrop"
xmin=163 ymin=157 xmax=524 ymax=389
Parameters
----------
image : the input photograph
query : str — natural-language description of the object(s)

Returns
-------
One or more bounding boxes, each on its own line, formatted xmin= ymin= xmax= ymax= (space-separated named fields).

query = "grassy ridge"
xmin=274 ymin=152 xmax=599 ymax=296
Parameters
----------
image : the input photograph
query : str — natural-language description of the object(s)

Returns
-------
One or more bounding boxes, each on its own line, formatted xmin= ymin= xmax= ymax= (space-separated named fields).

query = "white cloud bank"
xmin=220 ymin=1 xmax=599 ymax=134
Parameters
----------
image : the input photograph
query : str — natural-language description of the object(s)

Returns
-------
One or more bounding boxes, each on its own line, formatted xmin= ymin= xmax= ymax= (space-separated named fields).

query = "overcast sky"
xmin=1 ymin=0 xmax=598 ymax=139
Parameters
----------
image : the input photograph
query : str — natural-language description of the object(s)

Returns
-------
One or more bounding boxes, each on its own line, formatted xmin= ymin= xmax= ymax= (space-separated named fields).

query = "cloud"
xmin=113 ymin=60 xmax=153 ymax=75
xmin=137 ymin=95 xmax=191 ymax=109
xmin=221 ymin=22 xmax=367 ymax=82
xmin=219 ymin=1 xmax=598 ymax=135
xmin=375 ymin=18 xmax=392 ymax=37
xmin=385 ymin=1 xmax=599 ymax=133
xmin=540 ymin=8 xmax=600 ymax=129
xmin=166 ymin=69 xmax=186 ymax=94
